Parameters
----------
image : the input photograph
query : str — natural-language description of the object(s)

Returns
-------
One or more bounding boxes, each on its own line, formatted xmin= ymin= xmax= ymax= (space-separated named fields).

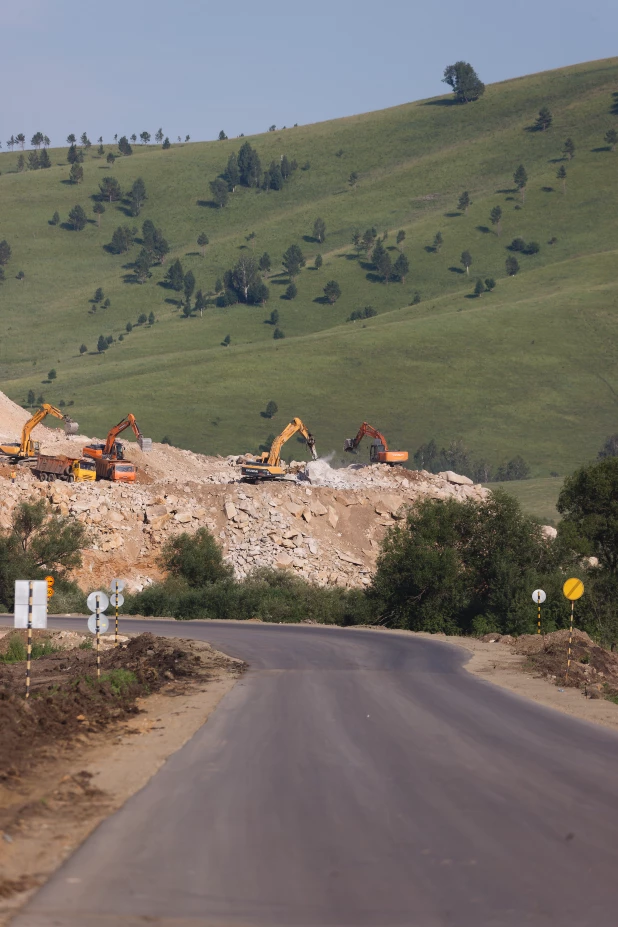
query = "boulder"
xmin=224 ymin=502 xmax=237 ymax=520
xmin=146 ymin=503 xmax=168 ymax=520
xmin=310 ymin=500 xmax=328 ymax=517
xmin=286 ymin=501 xmax=304 ymax=517
xmin=174 ymin=512 xmax=192 ymax=524
xmin=327 ymin=506 xmax=339 ymax=529
xmin=541 ymin=525 xmax=558 ymax=541
xmin=275 ymin=552 xmax=294 ymax=568
xmin=444 ymin=471 xmax=474 ymax=486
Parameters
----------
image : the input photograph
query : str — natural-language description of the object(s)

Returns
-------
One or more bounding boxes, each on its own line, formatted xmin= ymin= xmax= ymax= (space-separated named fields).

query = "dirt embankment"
xmin=0 ymin=629 xmax=243 ymax=924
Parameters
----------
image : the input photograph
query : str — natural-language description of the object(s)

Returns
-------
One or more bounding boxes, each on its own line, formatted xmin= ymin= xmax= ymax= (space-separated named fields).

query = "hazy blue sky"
xmin=2 ymin=0 xmax=616 ymax=146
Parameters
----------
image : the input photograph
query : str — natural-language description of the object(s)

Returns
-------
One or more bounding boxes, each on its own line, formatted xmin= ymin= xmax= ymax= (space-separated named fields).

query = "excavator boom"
xmin=343 ymin=421 xmax=408 ymax=466
xmin=83 ymin=414 xmax=152 ymax=460
xmin=0 ymin=404 xmax=78 ymax=461
xmin=241 ymin=417 xmax=318 ymax=481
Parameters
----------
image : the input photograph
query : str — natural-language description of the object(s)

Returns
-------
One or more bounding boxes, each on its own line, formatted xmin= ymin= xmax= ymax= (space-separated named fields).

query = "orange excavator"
xmin=0 ymin=404 xmax=78 ymax=461
xmin=241 ymin=417 xmax=318 ymax=481
xmin=344 ymin=422 xmax=408 ymax=465
xmin=83 ymin=414 xmax=152 ymax=460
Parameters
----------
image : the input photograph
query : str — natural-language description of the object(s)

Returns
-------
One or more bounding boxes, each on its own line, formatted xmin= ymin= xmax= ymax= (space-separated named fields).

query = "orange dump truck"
xmin=33 ymin=454 xmax=96 ymax=483
xmin=95 ymin=458 xmax=137 ymax=483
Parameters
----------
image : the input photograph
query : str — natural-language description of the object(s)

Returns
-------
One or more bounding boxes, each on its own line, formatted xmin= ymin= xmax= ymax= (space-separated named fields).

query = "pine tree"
xmin=323 ymin=280 xmax=342 ymax=303
xmin=27 ymin=150 xmax=39 ymax=170
xmin=106 ymin=152 xmax=116 ymax=166
xmin=183 ymin=270 xmax=196 ymax=306
xmin=93 ymin=202 xmax=105 ymax=226
xmin=50 ymin=211 xmax=60 ymax=226
xmin=270 ymin=309 xmax=279 ymax=326
xmin=563 ymin=138 xmax=575 ymax=160
xmin=194 ymin=290 xmax=207 ymax=317
xmin=165 ymin=259 xmax=184 ymax=291
xmin=218 ymin=131 xmax=228 ymax=141
xmin=605 ymin=128 xmax=618 ymax=151
xmin=557 ymin=164 xmax=567 ymax=193
xmin=38 ymin=148 xmax=51 ymax=168
xmin=396 ymin=230 xmax=406 ymax=249
xmin=394 ymin=253 xmax=409 ymax=282
xmin=197 ymin=233 xmax=209 ymax=256
xmin=285 ymin=283 xmax=297 ymax=300
xmin=313 ymin=218 xmax=326 ymax=243
xmin=282 ymin=244 xmax=305 ymax=279
xmin=259 ymin=252 xmax=271 ymax=274
xmin=148 ymin=311 xmax=155 ymax=325
xmin=210 ymin=178 xmax=229 ymax=207
xmin=315 ymin=254 xmax=323 ymax=270
xmin=68 ymin=205 xmax=87 ymax=231
xmin=513 ymin=164 xmax=528 ymax=202
xmin=134 ymin=249 xmax=152 ymax=283
xmin=97 ymin=334 xmax=108 ymax=353
xmin=224 ymin=153 xmax=239 ymax=190
xmin=162 ymin=137 xmax=171 ymax=149
xmin=69 ymin=163 xmax=83 ymax=184
xmin=155 ymin=128 xmax=164 ymax=144
xmin=457 ymin=191 xmax=470 ymax=214
xmin=17 ymin=154 xmax=26 ymax=172
xmin=93 ymin=287 xmax=104 ymax=303
xmin=506 ymin=256 xmax=520 ymax=276
xmin=140 ymin=131 xmax=151 ymax=145
xmin=433 ymin=231 xmax=443 ymax=252
xmin=78 ymin=344 xmax=87 ymax=355
xmin=489 ymin=205 xmax=502 ymax=236
xmin=535 ymin=106 xmax=553 ymax=131
xmin=281 ymin=155 xmax=291 ymax=179
xmin=265 ymin=401 xmax=278 ymax=418
xmin=118 ymin=136 xmax=133 ymax=155
xmin=474 ymin=278 xmax=485 ymax=297
xmin=460 ymin=250 xmax=472 ymax=274
xmin=0 ymin=240 xmax=12 ymax=265
xmin=129 ymin=177 xmax=146 ymax=216
xmin=99 ymin=176 xmax=122 ymax=202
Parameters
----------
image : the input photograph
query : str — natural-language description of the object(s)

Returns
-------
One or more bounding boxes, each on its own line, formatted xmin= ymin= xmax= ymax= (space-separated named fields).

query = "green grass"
xmin=0 ymin=635 xmax=58 ymax=662
xmin=100 ymin=668 xmax=137 ymax=695
xmin=1 ymin=57 xmax=618 ymax=475
xmin=485 ymin=478 xmax=562 ymax=524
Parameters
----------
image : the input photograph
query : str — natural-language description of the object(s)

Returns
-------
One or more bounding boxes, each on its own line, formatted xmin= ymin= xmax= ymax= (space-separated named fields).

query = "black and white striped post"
xmin=25 ymin=581 xmax=33 ymax=699
xmin=86 ymin=591 xmax=109 ymax=679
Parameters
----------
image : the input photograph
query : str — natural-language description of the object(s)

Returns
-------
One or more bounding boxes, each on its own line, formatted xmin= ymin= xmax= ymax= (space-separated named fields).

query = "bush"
xmin=161 ymin=528 xmax=233 ymax=588
xmin=273 ymin=328 xmax=285 ymax=339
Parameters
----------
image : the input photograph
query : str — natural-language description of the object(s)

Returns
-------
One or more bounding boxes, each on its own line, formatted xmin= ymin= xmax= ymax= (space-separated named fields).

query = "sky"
xmin=1 ymin=0 xmax=616 ymax=147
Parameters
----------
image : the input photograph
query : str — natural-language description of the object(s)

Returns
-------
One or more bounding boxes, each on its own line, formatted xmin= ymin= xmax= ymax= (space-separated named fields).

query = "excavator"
xmin=241 ymin=418 xmax=318 ymax=481
xmin=0 ymin=404 xmax=79 ymax=461
xmin=83 ymin=414 xmax=152 ymax=460
xmin=343 ymin=422 xmax=408 ymax=465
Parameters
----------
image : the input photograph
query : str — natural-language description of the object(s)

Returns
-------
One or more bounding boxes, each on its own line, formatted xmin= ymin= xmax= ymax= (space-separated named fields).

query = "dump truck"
xmin=83 ymin=413 xmax=152 ymax=461
xmin=344 ymin=422 xmax=408 ymax=465
xmin=95 ymin=458 xmax=137 ymax=483
xmin=0 ymin=404 xmax=79 ymax=461
xmin=241 ymin=418 xmax=318 ymax=481
xmin=33 ymin=454 xmax=96 ymax=483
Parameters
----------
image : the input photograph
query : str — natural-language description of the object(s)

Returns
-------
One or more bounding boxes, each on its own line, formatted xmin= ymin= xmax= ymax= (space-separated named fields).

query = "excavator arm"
xmin=84 ymin=414 xmax=151 ymax=460
xmin=267 ymin=418 xmax=317 ymax=466
xmin=343 ymin=421 xmax=408 ymax=466
xmin=0 ymin=404 xmax=78 ymax=460
xmin=104 ymin=414 xmax=143 ymax=455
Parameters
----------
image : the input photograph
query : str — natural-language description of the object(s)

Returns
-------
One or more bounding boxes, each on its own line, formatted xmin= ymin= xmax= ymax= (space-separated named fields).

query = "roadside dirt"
xmin=0 ymin=632 xmax=244 ymax=925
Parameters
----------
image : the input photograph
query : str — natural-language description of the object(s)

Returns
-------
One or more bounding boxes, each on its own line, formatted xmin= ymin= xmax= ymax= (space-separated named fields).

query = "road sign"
xmin=45 ymin=575 xmax=55 ymax=586
xmin=14 ymin=581 xmax=48 ymax=628
xmin=110 ymin=592 xmax=124 ymax=608
xmin=46 ymin=575 xmax=55 ymax=599
xmin=532 ymin=589 xmax=546 ymax=604
xmin=88 ymin=613 xmax=109 ymax=634
xmin=563 ymin=578 xmax=584 ymax=601
xmin=110 ymin=578 xmax=126 ymax=593
xmin=87 ymin=591 xmax=109 ymax=613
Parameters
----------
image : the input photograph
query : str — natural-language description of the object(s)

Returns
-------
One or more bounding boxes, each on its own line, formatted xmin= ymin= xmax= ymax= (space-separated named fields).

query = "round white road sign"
xmin=532 ymin=589 xmax=547 ymax=604
xmin=110 ymin=592 xmax=125 ymax=608
xmin=88 ymin=613 xmax=109 ymax=634
xmin=87 ymin=591 xmax=109 ymax=613
xmin=110 ymin=578 xmax=126 ymax=593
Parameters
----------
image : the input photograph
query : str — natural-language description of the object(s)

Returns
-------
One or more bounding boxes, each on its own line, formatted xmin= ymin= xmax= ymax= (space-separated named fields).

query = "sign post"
xmin=14 ymin=580 xmax=48 ymax=698
xmin=26 ymin=581 xmax=33 ymax=699
xmin=86 ymin=592 xmax=109 ymax=680
xmin=532 ymin=589 xmax=546 ymax=635
xmin=110 ymin=579 xmax=126 ymax=646
xmin=563 ymin=578 xmax=584 ymax=682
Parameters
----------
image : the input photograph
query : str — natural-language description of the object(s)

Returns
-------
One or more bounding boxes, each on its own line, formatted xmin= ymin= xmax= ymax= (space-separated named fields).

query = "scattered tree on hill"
xmin=442 ymin=61 xmax=485 ymax=103
xmin=106 ymin=152 xmax=116 ymax=167
xmin=30 ymin=132 xmax=44 ymax=149
xmin=264 ymin=401 xmax=278 ymax=418
xmin=535 ymin=106 xmax=553 ymax=131
xmin=93 ymin=202 xmax=105 ymax=226
xmin=38 ymin=148 xmax=51 ymax=169
xmin=68 ymin=205 xmax=87 ymax=231
xmin=142 ymin=219 xmax=169 ymax=263
xmin=129 ymin=177 xmax=147 ymax=216
xmin=137 ymin=313 xmax=147 ymax=324
xmin=17 ymin=154 xmax=26 ymax=172
xmin=162 ymin=137 xmax=171 ymax=149
xmin=457 ymin=191 xmax=471 ymax=214
xmin=218 ymin=131 xmax=228 ymax=141
xmin=285 ymin=283 xmax=297 ymax=300
xmin=155 ymin=128 xmax=164 ymax=144
xmin=210 ymin=178 xmax=229 ymax=207
xmin=282 ymin=244 xmax=305 ymax=279
xmin=485 ymin=277 xmax=496 ymax=291
xmin=47 ymin=368 xmax=57 ymax=381
xmin=148 ymin=311 xmax=155 ymax=324
xmin=50 ymin=211 xmax=60 ymax=226
xmin=273 ymin=328 xmax=285 ymax=339
xmin=315 ymin=253 xmax=323 ymax=270
xmin=513 ymin=164 xmax=528 ymax=202
xmin=250 ymin=282 xmax=269 ymax=306
xmin=183 ymin=270 xmax=196 ymax=306
xmin=348 ymin=306 xmax=377 ymax=321
xmin=165 ymin=259 xmax=184 ymax=291
xmin=67 ymin=134 xmax=76 ymax=145
xmin=563 ymin=138 xmax=575 ymax=160
xmin=490 ymin=205 xmax=502 ymax=236
xmin=281 ymin=155 xmax=292 ymax=179
xmin=126 ymin=322 xmax=133 ymax=332
xmin=263 ymin=160 xmax=283 ymax=191
xmin=474 ymin=278 xmax=485 ymax=297
xmin=16 ymin=133 xmax=25 ymax=149
xmin=230 ymin=254 xmax=261 ymax=302
xmin=348 ymin=171 xmax=358 ymax=190
xmin=6 ymin=135 xmax=16 ymax=150
xmin=97 ymin=334 xmax=108 ymax=353
xmin=224 ymin=153 xmax=239 ymax=190
xmin=525 ymin=241 xmax=540 ymax=255
xmin=118 ymin=136 xmax=133 ymax=156
xmin=394 ymin=253 xmax=409 ymax=283
xmin=134 ymin=249 xmax=152 ymax=283
xmin=140 ymin=131 xmax=151 ymax=145
xmin=194 ymin=290 xmax=207 ymax=317
xmin=80 ymin=132 xmax=90 ymax=148
xmin=27 ymin=151 xmax=39 ymax=170
xmin=103 ymin=298 xmax=110 ymax=309
xmin=460 ymin=250 xmax=472 ymax=275
xmin=433 ymin=231 xmax=443 ymax=252
xmin=0 ymin=241 xmax=12 ymax=265
xmin=269 ymin=309 xmax=279 ymax=326
xmin=99 ymin=176 xmax=122 ymax=202
xmin=506 ymin=255 xmax=520 ymax=276
xmin=238 ymin=141 xmax=262 ymax=187
xmin=93 ymin=287 xmax=104 ymax=304
xmin=69 ymin=163 xmax=83 ymax=184
xmin=130 ymin=134 xmax=137 ymax=145
xmin=109 ymin=225 xmax=137 ymax=253
xmin=27 ymin=389 xmax=36 ymax=405
xmin=197 ymin=232 xmax=209 ymax=256
xmin=396 ymin=230 xmax=406 ymax=249
xmin=79 ymin=344 xmax=87 ymax=355
xmin=604 ymin=128 xmax=617 ymax=151
xmin=313 ymin=218 xmax=326 ymax=243
xmin=259 ymin=252 xmax=271 ymax=274
xmin=223 ymin=334 xmax=231 ymax=345
xmin=372 ymin=239 xmax=393 ymax=282
xmin=323 ymin=280 xmax=341 ymax=303
xmin=509 ymin=237 xmax=526 ymax=252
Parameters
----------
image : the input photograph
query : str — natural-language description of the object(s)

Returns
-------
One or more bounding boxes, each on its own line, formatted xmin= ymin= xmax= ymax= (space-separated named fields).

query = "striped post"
xmin=537 ymin=591 xmax=541 ymax=635
xmin=565 ymin=601 xmax=574 ymax=682
xmin=96 ymin=597 xmax=101 ymax=680
xmin=26 ymin=581 xmax=33 ymax=699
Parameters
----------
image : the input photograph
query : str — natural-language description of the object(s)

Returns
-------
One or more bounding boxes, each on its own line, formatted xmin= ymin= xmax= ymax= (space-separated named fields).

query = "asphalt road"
xmin=7 ymin=617 xmax=618 ymax=926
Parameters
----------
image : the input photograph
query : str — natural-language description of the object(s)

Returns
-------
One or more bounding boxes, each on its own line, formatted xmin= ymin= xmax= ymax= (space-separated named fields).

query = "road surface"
xmin=8 ymin=617 xmax=618 ymax=926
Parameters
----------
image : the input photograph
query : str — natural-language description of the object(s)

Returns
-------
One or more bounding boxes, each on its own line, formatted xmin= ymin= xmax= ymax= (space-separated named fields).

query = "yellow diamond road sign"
xmin=563 ymin=578 xmax=584 ymax=601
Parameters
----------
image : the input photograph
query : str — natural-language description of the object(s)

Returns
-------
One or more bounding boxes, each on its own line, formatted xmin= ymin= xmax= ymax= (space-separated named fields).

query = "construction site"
xmin=0 ymin=392 xmax=488 ymax=593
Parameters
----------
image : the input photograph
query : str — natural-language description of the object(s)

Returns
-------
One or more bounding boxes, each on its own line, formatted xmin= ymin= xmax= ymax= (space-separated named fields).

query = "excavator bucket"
xmin=138 ymin=437 xmax=152 ymax=452
xmin=343 ymin=438 xmax=355 ymax=452
xmin=63 ymin=418 xmax=79 ymax=435
xmin=307 ymin=435 xmax=318 ymax=460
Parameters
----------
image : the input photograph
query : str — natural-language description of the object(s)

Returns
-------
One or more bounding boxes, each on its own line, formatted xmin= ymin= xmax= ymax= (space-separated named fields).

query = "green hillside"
xmin=1 ymin=57 xmax=618 ymax=482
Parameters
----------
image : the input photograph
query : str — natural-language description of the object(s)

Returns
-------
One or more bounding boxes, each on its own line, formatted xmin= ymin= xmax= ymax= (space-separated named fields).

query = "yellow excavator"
xmin=0 ymin=404 xmax=79 ymax=461
xmin=241 ymin=418 xmax=318 ymax=481
xmin=344 ymin=422 xmax=408 ymax=465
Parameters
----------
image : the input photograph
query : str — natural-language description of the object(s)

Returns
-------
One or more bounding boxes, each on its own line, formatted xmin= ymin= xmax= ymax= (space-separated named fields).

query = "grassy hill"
xmin=1 ymin=57 xmax=618 ymax=492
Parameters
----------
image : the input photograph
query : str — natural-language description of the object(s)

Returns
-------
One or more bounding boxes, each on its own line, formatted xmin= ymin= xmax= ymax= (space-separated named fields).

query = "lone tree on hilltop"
xmin=513 ymin=164 xmax=528 ymax=202
xmin=210 ymin=178 xmax=229 ymax=207
xmin=93 ymin=202 xmax=105 ymax=226
xmin=442 ymin=61 xmax=485 ymax=103
xmin=460 ymin=250 xmax=472 ymax=275
xmin=197 ymin=233 xmax=209 ymax=256
xmin=457 ymin=191 xmax=471 ymax=214
xmin=433 ymin=231 xmax=443 ymax=252
xmin=396 ymin=230 xmax=406 ymax=250
xmin=68 ymin=205 xmax=87 ymax=231
xmin=490 ymin=205 xmax=502 ymax=236
xmin=605 ymin=128 xmax=617 ymax=151
xmin=313 ymin=218 xmax=326 ymax=243
xmin=323 ymin=280 xmax=341 ymax=304
xmin=506 ymin=256 xmax=520 ymax=276
xmin=563 ymin=137 xmax=575 ymax=160
xmin=557 ymin=164 xmax=567 ymax=193
xmin=535 ymin=106 xmax=553 ymax=131
xmin=218 ymin=130 xmax=228 ymax=141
